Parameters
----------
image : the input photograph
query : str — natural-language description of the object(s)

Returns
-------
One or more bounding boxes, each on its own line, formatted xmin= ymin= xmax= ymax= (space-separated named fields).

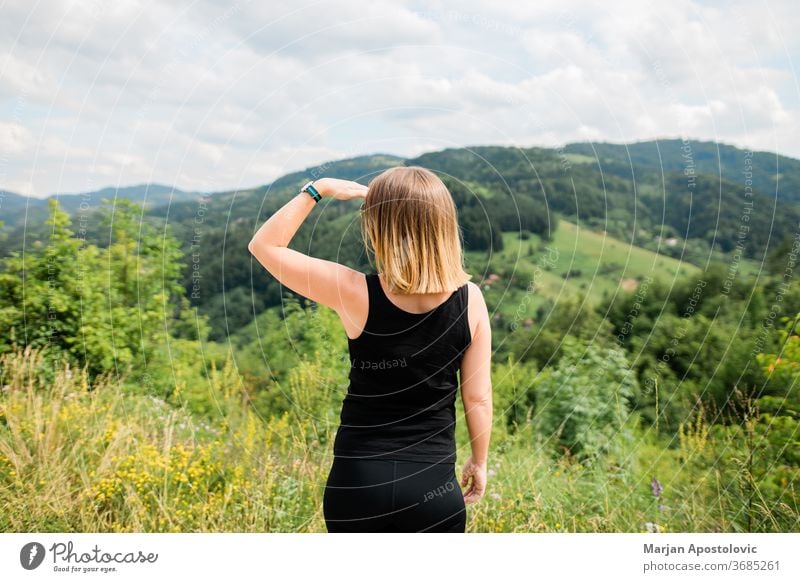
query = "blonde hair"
xmin=360 ymin=166 xmax=472 ymax=294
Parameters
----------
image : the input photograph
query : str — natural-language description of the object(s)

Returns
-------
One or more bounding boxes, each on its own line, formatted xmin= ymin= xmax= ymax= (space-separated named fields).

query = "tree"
xmin=0 ymin=199 xmax=86 ymax=377
xmin=0 ymin=198 xmax=207 ymax=388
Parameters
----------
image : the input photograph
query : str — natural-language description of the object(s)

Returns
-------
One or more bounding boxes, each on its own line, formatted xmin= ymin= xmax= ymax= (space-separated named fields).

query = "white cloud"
xmin=0 ymin=0 xmax=797 ymax=198
xmin=0 ymin=121 xmax=35 ymax=154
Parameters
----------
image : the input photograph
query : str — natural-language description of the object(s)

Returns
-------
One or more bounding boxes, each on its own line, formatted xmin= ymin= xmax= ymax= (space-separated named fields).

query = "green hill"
xmin=0 ymin=183 xmax=205 ymax=254
xmin=563 ymin=138 xmax=800 ymax=204
xmin=3 ymin=140 xmax=796 ymax=342
xmin=466 ymin=219 xmax=705 ymax=324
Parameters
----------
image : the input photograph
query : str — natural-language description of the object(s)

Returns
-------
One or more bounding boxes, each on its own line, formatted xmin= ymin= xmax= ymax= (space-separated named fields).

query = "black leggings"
xmin=323 ymin=457 xmax=466 ymax=532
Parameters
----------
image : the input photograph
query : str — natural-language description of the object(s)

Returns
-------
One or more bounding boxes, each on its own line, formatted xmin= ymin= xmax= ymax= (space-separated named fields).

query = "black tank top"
xmin=332 ymin=272 xmax=472 ymax=463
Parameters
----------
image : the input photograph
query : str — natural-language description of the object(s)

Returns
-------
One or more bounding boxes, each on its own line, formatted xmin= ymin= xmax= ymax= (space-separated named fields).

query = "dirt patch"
xmin=620 ymin=277 xmax=638 ymax=292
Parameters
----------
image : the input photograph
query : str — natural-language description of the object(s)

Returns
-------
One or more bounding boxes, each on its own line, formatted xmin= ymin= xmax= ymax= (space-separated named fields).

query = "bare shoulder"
xmin=466 ymin=281 xmax=488 ymax=311
xmin=466 ymin=280 xmax=483 ymax=299
xmin=465 ymin=281 xmax=489 ymax=343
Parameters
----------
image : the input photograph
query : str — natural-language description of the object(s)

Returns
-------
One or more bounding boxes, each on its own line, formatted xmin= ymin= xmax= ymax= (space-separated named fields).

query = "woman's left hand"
xmin=461 ymin=456 xmax=488 ymax=505
xmin=314 ymin=178 xmax=368 ymax=201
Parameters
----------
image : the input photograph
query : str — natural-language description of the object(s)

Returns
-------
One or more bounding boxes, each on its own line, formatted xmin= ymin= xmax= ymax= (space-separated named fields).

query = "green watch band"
xmin=301 ymin=180 xmax=322 ymax=203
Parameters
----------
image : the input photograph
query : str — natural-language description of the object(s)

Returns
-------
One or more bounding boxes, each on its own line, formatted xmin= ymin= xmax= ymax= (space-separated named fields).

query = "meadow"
xmin=1 ymin=335 xmax=794 ymax=533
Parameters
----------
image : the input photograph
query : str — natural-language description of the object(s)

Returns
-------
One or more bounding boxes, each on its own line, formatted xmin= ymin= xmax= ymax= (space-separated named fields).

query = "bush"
xmin=532 ymin=336 xmax=638 ymax=461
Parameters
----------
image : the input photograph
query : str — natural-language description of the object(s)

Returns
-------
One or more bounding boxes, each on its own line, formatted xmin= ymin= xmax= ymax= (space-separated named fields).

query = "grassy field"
xmin=2 ymin=345 xmax=788 ymax=533
xmin=466 ymin=219 xmax=764 ymax=321
xmin=465 ymin=219 xmax=706 ymax=321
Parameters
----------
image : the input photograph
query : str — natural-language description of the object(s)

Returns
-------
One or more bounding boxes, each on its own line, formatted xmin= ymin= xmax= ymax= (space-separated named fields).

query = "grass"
xmin=465 ymin=218 xmax=762 ymax=321
xmin=2 ymin=345 xmax=792 ymax=533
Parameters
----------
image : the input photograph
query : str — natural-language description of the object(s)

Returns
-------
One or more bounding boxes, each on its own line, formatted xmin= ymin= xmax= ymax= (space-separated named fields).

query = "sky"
xmin=0 ymin=0 xmax=798 ymax=199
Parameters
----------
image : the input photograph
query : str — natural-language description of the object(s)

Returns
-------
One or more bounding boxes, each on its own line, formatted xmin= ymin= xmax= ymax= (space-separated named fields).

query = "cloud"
xmin=0 ymin=0 xmax=797 ymax=198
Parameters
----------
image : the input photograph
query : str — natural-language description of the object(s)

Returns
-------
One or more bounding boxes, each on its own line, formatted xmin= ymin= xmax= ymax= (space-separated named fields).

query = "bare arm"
xmin=459 ymin=282 xmax=493 ymax=504
xmin=247 ymin=178 xmax=367 ymax=313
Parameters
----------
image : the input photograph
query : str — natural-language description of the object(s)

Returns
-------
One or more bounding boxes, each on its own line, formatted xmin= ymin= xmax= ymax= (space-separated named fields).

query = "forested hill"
xmin=0 ymin=183 xmax=204 ymax=233
xmin=406 ymin=140 xmax=800 ymax=258
xmin=2 ymin=140 xmax=798 ymax=341
xmin=563 ymin=139 xmax=800 ymax=204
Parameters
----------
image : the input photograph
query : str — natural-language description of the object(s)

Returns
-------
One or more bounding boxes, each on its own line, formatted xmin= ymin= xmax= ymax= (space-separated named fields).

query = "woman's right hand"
xmin=314 ymin=177 xmax=368 ymax=201
xmin=460 ymin=456 xmax=487 ymax=505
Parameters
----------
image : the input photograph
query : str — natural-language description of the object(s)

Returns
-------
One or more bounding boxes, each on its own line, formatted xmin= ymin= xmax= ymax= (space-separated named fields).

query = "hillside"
xmin=407 ymin=141 xmax=800 ymax=262
xmin=2 ymin=141 xmax=797 ymax=536
xmin=563 ymin=139 xmax=800 ymax=204
xmin=1 ymin=140 xmax=795 ymax=341
xmin=466 ymin=219 xmax=705 ymax=323
xmin=0 ymin=183 xmax=205 ymax=252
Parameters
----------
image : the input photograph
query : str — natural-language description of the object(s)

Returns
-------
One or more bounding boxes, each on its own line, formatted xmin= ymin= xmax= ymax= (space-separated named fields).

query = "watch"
xmin=300 ymin=180 xmax=322 ymax=203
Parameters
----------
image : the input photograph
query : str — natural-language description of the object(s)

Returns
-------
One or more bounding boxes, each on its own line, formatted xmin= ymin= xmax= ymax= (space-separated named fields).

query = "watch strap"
xmin=301 ymin=180 xmax=322 ymax=203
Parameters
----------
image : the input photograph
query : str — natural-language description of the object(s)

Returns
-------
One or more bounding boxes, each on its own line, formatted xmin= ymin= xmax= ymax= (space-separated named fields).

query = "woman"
xmin=248 ymin=165 xmax=493 ymax=532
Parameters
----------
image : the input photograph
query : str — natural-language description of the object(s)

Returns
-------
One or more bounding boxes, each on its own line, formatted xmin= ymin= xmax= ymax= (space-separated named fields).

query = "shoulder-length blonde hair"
xmin=361 ymin=165 xmax=472 ymax=294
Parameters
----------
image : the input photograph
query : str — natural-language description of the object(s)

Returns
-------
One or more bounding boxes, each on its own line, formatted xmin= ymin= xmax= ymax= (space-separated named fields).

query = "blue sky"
xmin=1 ymin=0 xmax=798 ymax=198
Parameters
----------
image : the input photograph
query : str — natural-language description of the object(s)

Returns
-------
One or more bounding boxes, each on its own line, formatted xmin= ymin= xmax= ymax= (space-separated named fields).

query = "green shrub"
xmin=532 ymin=335 xmax=638 ymax=461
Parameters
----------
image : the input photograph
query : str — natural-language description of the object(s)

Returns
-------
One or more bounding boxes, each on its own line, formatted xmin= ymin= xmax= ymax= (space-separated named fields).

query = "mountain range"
xmin=2 ymin=139 xmax=798 ymax=340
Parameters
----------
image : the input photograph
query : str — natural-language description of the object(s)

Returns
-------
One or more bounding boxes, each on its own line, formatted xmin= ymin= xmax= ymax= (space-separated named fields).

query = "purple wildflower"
xmin=650 ymin=477 xmax=663 ymax=498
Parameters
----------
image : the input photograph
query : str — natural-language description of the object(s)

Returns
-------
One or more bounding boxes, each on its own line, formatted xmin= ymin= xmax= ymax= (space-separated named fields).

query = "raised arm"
xmin=247 ymin=178 xmax=367 ymax=313
xmin=459 ymin=282 xmax=493 ymax=504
